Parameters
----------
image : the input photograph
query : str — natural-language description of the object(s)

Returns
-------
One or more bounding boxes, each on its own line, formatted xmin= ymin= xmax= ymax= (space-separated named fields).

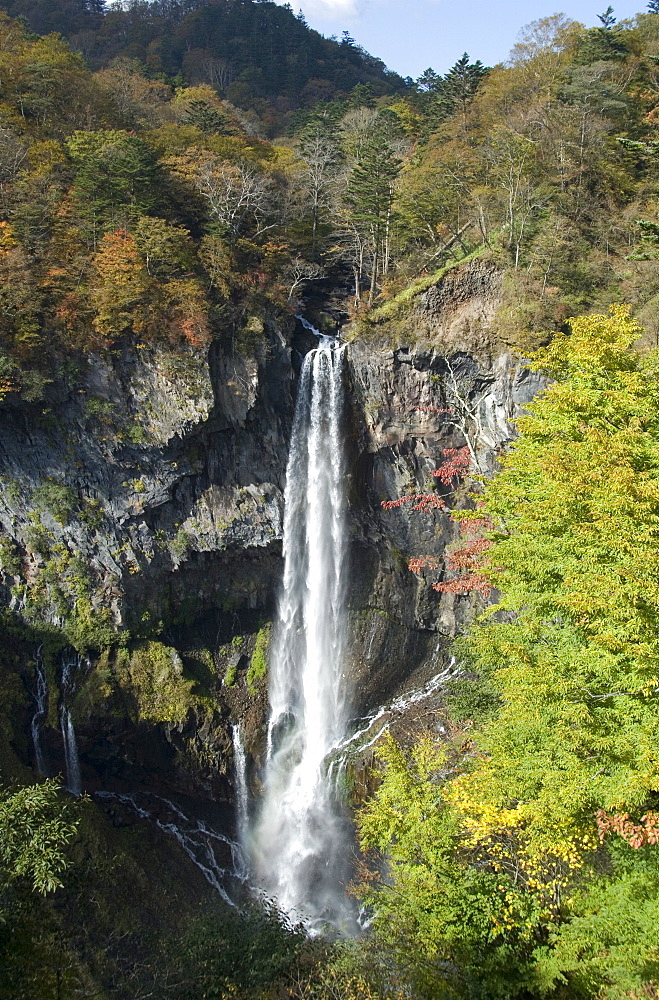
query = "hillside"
xmin=0 ymin=0 xmax=405 ymax=132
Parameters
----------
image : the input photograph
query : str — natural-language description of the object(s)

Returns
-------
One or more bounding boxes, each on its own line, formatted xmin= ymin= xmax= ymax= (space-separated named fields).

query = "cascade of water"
xmin=324 ymin=656 xmax=459 ymax=784
xmin=96 ymin=791 xmax=248 ymax=906
xmin=59 ymin=649 xmax=83 ymax=796
xmin=232 ymin=723 xmax=249 ymax=851
xmin=250 ymin=330 xmax=352 ymax=931
xmin=30 ymin=644 xmax=48 ymax=775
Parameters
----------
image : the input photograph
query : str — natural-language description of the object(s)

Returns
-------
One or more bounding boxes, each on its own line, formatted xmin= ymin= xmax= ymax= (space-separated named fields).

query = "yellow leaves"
xmin=383 ymin=100 xmax=424 ymax=136
xmin=90 ymin=229 xmax=151 ymax=343
xmin=0 ymin=221 xmax=18 ymax=253
xmin=532 ymin=304 xmax=642 ymax=377
xmin=449 ymin=771 xmax=523 ymax=845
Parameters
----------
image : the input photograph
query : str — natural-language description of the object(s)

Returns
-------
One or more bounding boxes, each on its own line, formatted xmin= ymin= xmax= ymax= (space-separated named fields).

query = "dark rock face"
xmin=342 ymin=261 xmax=544 ymax=711
xmin=0 ymin=260 xmax=543 ymax=813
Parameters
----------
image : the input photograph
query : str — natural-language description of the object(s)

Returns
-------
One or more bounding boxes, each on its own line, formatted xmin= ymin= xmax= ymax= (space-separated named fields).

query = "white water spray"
xmin=31 ymin=644 xmax=48 ymax=775
xmin=59 ymin=649 xmax=83 ymax=796
xmin=251 ymin=328 xmax=352 ymax=930
xmin=232 ymin=723 xmax=249 ymax=848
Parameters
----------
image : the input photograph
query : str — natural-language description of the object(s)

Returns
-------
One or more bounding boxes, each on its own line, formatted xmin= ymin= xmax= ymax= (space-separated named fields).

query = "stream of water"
xmin=96 ymin=790 xmax=248 ymax=907
xmin=59 ymin=649 xmax=83 ymax=796
xmin=232 ymin=723 xmax=249 ymax=847
xmin=250 ymin=327 xmax=353 ymax=931
xmin=31 ymin=644 xmax=48 ymax=775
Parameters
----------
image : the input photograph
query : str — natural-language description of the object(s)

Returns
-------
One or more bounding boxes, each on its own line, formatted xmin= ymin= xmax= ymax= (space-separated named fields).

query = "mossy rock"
xmin=115 ymin=641 xmax=197 ymax=725
xmin=246 ymin=624 xmax=271 ymax=694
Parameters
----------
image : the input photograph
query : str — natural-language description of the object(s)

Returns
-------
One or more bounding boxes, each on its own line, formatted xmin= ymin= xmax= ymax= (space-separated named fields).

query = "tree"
xmin=90 ymin=228 xmax=152 ymax=342
xmin=0 ymin=779 xmax=77 ymax=902
xmin=428 ymin=53 xmax=489 ymax=127
xmin=361 ymin=307 xmax=659 ymax=999
xmin=344 ymin=110 xmax=403 ymax=304
xmin=195 ymin=157 xmax=276 ymax=244
xmin=296 ymin=120 xmax=342 ymax=255
xmin=66 ymin=130 xmax=158 ymax=243
xmin=597 ymin=5 xmax=616 ymax=28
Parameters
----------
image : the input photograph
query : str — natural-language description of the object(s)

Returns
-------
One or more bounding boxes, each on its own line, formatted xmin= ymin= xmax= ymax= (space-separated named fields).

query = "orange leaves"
xmin=93 ymin=228 xmax=146 ymax=287
xmin=408 ymin=555 xmax=439 ymax=572
xmin=89 ymin=229 xmax=211 ymax=348
xmin=595 ymin=809 xmax=659 ymax=849
xmin=91 ymin=228 xmax=151 ymax=343
xmin=381 ymin=492 xmax=446 ymax=512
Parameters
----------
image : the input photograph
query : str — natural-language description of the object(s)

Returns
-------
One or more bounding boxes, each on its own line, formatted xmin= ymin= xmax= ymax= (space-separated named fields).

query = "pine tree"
xmin=429 ymin=53 xmax=489 ymax=125
xmin=345 ymin=111 xmax=402 ymax=304
xmin=598 ymin=5 xmax=616 ymax=27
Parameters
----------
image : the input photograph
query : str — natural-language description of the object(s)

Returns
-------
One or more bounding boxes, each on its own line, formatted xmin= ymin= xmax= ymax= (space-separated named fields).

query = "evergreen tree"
xmin=598 ymin=4 xmax=617 ymax=27
xmin=346 ymin=110 xmax=402 ymax=303
xmin=428 ymin=53 xmax=488 ymax=125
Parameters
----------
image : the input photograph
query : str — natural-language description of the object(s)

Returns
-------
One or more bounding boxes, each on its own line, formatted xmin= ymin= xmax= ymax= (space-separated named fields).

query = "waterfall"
xmin=30 ymin=644 xmax=48 ymax=775
xmin=232 ymin=723 xmax=249 ymax=851
xmin=325 ymin=656 xmax=459 ymax=786
xmin=96 ymin=791 xmax=247 ymax=906
xmin=59 ymin=649 xmax=83 ymax=796
xmin=250 ymin=331 xmax=352 ymax=931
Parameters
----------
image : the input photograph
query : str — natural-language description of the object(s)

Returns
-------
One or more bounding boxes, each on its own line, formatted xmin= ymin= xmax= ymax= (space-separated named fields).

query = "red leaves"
xmin=432 ymin=573 xmax=491 ymax=597
xmin=379 ymin=441 xmax=492 ymax=597
xmin=431 ymin=446 xmax=471 ymax=485
xmin=381 ymin=493 xmax=446 ymax=512
xmin=408 ymin=556 xmax=439 ymax=573
xmin=595 ymin=809 xmax=659 ymax=849
xmin=433 ymin=517 xmax=494 ymax=597
xmin=380 ymin=448 xmax=471 ymax=513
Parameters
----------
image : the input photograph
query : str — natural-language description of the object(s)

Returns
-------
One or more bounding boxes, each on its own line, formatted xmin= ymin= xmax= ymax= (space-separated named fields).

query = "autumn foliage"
xmin=595 ymin=810 xmax=659 ymax=850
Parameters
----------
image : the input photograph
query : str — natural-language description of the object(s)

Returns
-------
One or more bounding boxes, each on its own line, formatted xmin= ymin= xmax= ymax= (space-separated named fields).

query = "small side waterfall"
xmin=31 ymin=644 xmax=48 ymax=775
xmin=250 ymin=331 xmax=352 ymax=930
xmin=232 ymin=723 xmax=249 ymax=849
xmin=97 ymin=791 xmax=248 ymax=906
xmin=59 ymin=649 xmax=83 ymax=796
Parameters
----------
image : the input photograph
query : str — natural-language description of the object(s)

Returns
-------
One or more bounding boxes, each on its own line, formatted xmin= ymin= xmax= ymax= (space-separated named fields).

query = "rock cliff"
xmin=0 ymin=257 xmax=543 ymax=830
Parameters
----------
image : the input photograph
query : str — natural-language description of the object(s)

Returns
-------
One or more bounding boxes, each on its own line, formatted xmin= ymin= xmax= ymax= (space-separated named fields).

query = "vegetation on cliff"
xmin=1 ymin=4 xmax=659 ymax=406
xmin=360 ymin=306 xmax=659 ymax=998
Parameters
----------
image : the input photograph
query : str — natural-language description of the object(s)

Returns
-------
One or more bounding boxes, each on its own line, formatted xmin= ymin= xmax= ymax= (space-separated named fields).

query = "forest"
xmin=3 ymin=0 xmax=659 ymax=997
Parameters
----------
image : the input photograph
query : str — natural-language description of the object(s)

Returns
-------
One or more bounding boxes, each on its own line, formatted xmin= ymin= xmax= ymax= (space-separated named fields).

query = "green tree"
xmin=0 ymin=779 xmax=77 ymax=902
xmin=359 ymin=307 xmax=659 ymax=999
xmin=65 ymin=130 xmax=158 ymax=243
xmin=427 ymin=53 xmax=489 ymax=128
xmin=345 ymin=110 xmax=402 ymax=304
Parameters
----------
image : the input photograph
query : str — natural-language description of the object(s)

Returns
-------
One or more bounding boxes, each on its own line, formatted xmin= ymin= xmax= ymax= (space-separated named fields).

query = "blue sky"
xmin=282 ymin=0 xmax=649 ymax=79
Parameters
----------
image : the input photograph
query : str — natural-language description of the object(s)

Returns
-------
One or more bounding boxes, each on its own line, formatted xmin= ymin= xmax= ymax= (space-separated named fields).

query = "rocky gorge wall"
xmin=0 ymin=257 xmax=543 ymax=839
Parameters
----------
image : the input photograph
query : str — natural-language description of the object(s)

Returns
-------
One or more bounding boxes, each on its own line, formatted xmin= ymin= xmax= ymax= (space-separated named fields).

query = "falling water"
xmin=250 ymin=330 xmax=352 ymax=930
xmin=30 ymin=644 xmax=48 ymax=775
xmin=232 ymin=723 xmax=249 ymax=848
xmin=325 ymin=655 xmax=459 ymax=798
xmin=59 ymin=649 xmax=83 ymax=796
xmin=96 ymin=791 xmax=248 ymax=905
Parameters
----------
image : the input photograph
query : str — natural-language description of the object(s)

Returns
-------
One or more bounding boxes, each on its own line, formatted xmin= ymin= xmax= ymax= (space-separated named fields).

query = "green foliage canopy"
xmin=358 ymin=306 xmax=659 ymax=999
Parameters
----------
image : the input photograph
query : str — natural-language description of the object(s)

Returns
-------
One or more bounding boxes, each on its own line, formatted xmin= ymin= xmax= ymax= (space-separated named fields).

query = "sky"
xmin=281 ymin=0 xmax=650 ymax=79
